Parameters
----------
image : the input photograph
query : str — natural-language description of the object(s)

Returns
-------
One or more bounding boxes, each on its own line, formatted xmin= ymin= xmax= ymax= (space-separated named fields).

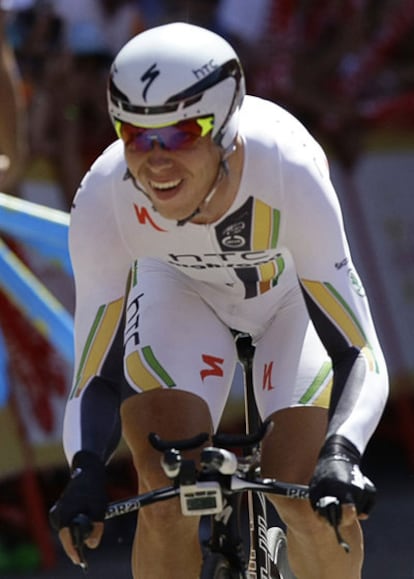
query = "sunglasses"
xmin=114 ymin=115 xmax=215 ymax=152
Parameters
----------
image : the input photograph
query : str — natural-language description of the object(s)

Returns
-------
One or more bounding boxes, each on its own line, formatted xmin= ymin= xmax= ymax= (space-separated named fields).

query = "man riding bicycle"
xmin=50 ymin=22 xmax=388 ymax=579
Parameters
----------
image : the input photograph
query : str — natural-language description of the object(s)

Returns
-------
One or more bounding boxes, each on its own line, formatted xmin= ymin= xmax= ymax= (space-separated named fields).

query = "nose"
xmin=146 ymin=142 xmax=174 ymax=171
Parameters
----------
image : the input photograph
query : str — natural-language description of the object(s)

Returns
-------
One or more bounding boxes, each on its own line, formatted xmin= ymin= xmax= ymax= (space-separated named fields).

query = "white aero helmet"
xmin=108 ymin=22 xmax=245 ymax=151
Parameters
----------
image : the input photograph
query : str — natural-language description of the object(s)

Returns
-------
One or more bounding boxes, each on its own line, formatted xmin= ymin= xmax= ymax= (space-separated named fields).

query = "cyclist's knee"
xmin=121 ymin=390 xmax=213 ymax=460
xmin=139 ymin=496 xmax=184 ymax=529
xmin=138 ymin=497 xmax=200 ymax=543
xmin=121 ymin=389 xmax=213 ymax=483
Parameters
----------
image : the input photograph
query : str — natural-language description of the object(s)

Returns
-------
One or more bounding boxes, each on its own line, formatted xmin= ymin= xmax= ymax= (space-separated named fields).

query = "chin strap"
xmin=176 ymin=143 xmax=235 ymax=227
xmin=176 ymin=159 xmax=228 ymax=226
xmin=175 ymin=207 xmax=201 ymax=227
xmin=125 ymin=168 xmax=149 ymax=197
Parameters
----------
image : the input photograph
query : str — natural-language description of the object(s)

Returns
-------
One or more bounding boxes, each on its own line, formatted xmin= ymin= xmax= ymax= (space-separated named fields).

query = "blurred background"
xmin=0 ymin=0 xmax=413 ymax=577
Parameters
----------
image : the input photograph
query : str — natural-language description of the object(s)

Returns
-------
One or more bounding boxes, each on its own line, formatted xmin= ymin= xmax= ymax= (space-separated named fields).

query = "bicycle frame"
xmin=236 ymin=333 xmax=276 ymax=578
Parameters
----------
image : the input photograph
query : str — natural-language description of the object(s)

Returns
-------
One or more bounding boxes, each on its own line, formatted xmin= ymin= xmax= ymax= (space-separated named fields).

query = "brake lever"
xmin=70 ymin=514 xmax=93 ymax=572
xmin=316 ymin=496 xmax=350 ymax=553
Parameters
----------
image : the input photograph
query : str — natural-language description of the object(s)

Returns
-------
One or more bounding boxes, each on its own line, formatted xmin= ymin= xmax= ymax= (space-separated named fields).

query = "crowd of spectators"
xmin=2 ymin=0 xmax=414 ymax=207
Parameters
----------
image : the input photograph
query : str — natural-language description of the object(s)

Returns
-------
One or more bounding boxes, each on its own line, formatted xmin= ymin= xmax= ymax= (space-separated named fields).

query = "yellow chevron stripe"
xmin=254 ymin=200 xmax=276 ymax=291
xmin=312 ymin=379 xmax=333 ymax=408
xmin=125 ymin=351 xmax=163 ymax=391
xmin=259 ymin=260 xmax=276 ymax=283
xmin=253 ymin=199 xmax=271 ymax=249
xmin=302 ymin=280 xmax=366 ymax=347
xmin=362 ymin=345 xmax=375 ymax=372
xmin=74 ymin=298 xmax=124 ymax=396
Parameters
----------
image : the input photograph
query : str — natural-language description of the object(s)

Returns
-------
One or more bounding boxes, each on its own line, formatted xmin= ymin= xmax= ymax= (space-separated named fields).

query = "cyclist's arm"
xmin=65 ymin=157 xmax=132 ymax=465
xmin=282 ymin=140 xmax=389 ymax=456
xmin=52 ymin=154 xmax=133 ymax=562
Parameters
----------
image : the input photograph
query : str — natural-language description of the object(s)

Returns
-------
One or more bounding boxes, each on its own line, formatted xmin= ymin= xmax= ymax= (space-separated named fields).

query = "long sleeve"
xmin=282 ymin=137 xmax=388 ymax=454
xmin=63 ymin=150 xmax=132 ymax=464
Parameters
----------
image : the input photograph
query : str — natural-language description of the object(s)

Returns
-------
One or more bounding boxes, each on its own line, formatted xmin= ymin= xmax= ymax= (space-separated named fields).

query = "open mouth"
xmin=150 ymin=179 xmax=181 ymax=190
xmin=149 ymin=178 xmax=183 ymax=199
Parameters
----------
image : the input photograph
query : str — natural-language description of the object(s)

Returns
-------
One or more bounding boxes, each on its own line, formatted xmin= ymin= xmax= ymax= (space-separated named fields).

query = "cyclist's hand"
xmin=309 ymin=434 xmax=376 ymax=528
xmin=49 ymin=450 xmax=108 ymax=565
xmin=59 ymin=517 xmax=104 ymax=567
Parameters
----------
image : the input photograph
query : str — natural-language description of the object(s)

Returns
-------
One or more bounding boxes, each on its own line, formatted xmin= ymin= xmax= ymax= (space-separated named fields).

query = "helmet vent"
xmin=182 ymin=94 xmax=203 ymax=109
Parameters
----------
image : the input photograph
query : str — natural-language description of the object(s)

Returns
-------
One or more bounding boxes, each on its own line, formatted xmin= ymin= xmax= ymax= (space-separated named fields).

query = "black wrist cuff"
xmin=71 ymin=450 xmax=106 ymax=476
xmin=320 ymin=434 xmax=361 ymax=464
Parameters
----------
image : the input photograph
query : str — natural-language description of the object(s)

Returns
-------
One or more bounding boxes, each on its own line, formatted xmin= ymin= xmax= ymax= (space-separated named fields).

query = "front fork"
xmin=206 ymin=492 xmax=248 ymax=577
xmin=247 ymin=491 xmax=280 ymax=579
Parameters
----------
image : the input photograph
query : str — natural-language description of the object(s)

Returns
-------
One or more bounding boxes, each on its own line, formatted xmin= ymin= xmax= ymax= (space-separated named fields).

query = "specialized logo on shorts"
xmin=262 ymin=361 xmax=275 ymax=391
xmin=200 ymin=354 xmax=224 ymax=381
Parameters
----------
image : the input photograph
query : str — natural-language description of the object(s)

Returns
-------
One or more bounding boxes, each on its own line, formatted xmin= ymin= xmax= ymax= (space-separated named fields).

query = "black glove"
xmin=49 ymin=450 xmax=108 ymax=531
xmin=309 ymin=434 xmax=376 ymax=520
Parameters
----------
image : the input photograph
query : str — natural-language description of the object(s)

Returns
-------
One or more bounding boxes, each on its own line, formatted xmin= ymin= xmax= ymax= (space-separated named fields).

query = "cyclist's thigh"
xmin=121 ymin=388 xmax=214 ymax=491
xmin=122 ymin=258 xmax=238 ymax=430
xmin=253 ymin=284 xmax=331 ymax=482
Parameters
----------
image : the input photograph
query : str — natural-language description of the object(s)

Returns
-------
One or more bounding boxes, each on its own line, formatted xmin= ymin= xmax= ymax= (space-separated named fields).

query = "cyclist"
xmin=50 ymin=22 xmax=389 ymax=579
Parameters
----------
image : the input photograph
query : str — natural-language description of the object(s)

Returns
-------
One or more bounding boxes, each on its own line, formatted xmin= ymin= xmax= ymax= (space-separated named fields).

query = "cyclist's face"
xmin=124 ymin=135 xmax=222 ymax=223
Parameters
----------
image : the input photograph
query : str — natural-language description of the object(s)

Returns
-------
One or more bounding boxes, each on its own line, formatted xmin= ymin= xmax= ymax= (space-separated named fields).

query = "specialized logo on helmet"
xmin=140 ymin=63 xmax=160 ymax=102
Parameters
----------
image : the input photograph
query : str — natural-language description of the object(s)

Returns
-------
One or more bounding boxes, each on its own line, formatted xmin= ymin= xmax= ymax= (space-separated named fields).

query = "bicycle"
xmin=70 ymin=333 xmax=349 ymax=578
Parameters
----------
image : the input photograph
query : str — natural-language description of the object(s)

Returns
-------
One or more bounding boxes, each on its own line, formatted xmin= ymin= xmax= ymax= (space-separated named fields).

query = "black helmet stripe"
xmin=166 ymin=59 xmax=242 ymax=104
